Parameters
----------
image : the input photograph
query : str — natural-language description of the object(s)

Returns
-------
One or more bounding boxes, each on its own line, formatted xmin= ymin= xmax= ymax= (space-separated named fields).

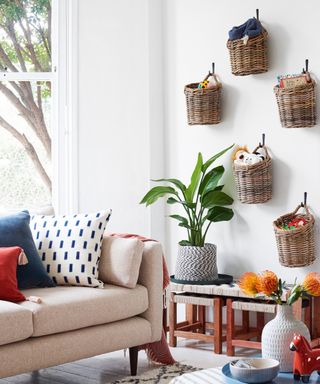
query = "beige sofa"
xmin=0 ymin=237 xmax=163 ymax=379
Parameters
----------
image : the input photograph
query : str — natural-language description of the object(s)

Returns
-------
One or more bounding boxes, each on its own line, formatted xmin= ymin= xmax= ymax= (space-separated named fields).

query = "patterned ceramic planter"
xmin=262 ymin=304 xmax=310 ymax=372
xmin=175 ymin=243 xmax=218 ymax=282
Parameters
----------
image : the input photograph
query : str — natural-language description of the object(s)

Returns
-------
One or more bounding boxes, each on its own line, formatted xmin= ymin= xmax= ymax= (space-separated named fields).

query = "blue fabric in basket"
xmin=229 ymin=18 xmax=262 ymax=41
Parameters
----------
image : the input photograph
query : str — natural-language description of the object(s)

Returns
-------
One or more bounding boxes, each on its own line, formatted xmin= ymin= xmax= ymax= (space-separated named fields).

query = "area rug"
xmin=111 ymin=363 xmax=200 ymax=383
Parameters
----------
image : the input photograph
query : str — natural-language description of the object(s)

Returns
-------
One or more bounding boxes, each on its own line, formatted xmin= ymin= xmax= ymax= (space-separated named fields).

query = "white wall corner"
xmin=147 ymin=0 xmax=166 ymax=245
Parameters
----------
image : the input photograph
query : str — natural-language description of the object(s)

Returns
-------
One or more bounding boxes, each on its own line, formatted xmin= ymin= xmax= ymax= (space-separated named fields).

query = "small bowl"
xmin=229 ymin=358 xmax=280 ymax=383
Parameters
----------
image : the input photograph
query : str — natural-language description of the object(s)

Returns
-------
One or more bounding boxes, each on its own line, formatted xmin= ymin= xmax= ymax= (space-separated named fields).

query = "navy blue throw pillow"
xmin=0 ymin=211 xmax=55 ymax=289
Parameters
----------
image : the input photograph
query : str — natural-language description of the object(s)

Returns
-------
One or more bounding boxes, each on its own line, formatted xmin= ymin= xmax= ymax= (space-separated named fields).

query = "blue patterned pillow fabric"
xmin=0 ymin=211 xmax=55 ymax=289
xmin=30 ymin=210 xmax=112 ymax=288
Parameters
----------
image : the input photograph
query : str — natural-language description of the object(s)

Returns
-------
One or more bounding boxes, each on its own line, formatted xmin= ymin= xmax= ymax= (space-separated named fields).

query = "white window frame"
xmin=0 ymin=0 xmax=78 ymax=214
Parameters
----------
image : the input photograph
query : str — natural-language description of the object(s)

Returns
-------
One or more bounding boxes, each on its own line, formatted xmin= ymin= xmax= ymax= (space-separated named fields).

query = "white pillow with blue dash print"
xmin=30 ymin=210 xmax=112 ymax=288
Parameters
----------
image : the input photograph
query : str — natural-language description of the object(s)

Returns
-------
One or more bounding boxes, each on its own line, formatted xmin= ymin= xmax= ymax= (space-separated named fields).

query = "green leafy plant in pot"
xmin=140 ymin=145 xmax=234 ymax=282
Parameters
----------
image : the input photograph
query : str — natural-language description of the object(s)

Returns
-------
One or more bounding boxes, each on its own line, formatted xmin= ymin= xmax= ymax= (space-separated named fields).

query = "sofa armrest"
xmin=138 ymin=241 xmax=163 ymax=343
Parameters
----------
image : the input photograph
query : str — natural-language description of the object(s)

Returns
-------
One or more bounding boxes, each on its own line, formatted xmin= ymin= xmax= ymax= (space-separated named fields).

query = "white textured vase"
xmin=262 ymin=304 xmax=310 ymax=372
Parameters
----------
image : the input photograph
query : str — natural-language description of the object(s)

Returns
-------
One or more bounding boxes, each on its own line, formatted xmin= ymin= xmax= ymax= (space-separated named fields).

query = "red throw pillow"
xmin=0 ymin=247 xmax=26 ymax=303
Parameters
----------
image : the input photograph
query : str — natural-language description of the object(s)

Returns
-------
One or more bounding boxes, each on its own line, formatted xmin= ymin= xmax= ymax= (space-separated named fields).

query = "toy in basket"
xmin=273 ymin=193 xmax=315 ymax=268
xmin=184 ymin=62 xmax=222 ymax=125
xmin=232 ymin=134 xmax=272 ymax=204
xmin=274 ymin=59 xmax=316 ymax=128
xmin=290 ymin=334 xmax=320 ymax=383
xmin=227 ymin=9 xmax=268 ymax=76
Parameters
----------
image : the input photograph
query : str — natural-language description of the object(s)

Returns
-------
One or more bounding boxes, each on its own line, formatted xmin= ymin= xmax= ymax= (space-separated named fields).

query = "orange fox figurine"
xmin=290 ymin=334 xmax=320 ymax=383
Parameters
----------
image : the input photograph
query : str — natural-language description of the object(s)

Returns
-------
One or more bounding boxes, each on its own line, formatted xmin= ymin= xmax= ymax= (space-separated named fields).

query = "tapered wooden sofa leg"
xmin=129 ymin=346 xmax=139 ymax=376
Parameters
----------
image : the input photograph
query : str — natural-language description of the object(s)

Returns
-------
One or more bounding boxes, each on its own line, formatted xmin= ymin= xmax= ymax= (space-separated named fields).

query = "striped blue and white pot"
xmin=175 ymin=243 xmax=218 ymax=282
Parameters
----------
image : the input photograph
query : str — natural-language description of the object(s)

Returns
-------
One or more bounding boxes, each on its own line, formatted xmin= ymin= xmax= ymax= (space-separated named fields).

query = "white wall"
xmin=77 ymin=0 xmax=320 ymax=283
xmin=162 ymin=0 xmax=320 ymax=281
xmin=77 ymin=0 xmax=165 ymax=241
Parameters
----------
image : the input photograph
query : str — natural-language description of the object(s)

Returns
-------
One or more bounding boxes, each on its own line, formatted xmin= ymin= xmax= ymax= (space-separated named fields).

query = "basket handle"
xmin=252 ymin=134 xmax=269 ymax=158
xmin=203 ymin=73 xmax=220 ymax=85
xmin=204 ymin=63 xmax=219 ymax=80
xmin=292 ymin=192 xmax=310 ymax=216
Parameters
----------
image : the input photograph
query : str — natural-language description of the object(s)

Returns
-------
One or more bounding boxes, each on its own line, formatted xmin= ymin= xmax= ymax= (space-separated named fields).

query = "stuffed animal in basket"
xmin=290 ymin=334 xmax=320 ymax=383
xmin=232 ymin=145 xmax=266 ymax=165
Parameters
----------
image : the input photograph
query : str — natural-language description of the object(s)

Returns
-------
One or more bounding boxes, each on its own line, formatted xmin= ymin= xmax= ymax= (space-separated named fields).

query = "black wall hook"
xmin=259 ymin=133 xmax=265 ymax=147
xmin=211 ymin=62 xmax=215 ymax=75
xmin=305 ymin=59 xmax=309 ymax=73
xmin=301 ymin=192 xmax=308 ymax=207
xmin=256 ymin=9 xmax=259 ymax=20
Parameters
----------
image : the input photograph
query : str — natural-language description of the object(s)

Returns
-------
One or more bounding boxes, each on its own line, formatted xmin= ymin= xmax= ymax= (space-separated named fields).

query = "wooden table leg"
xmin=226 ymin=298 xmax=235 ymax=356
xmin=313 ymin=296 xmax=320 ymax=340
xmin=242 ymin=310 xmax=249 ymax=333
xmin=304 ymin=298 xmax=312 ymax=338
xmin=214 ymin=297 xmax=223 ymax=354
xmin=169 ymin=292 xmax=177 ymax=347
xmin=198 ymin=305 xmax=206 ymax=334
xmin=186 ymin=304 xmax=197 ymax=325
xmin=292 ymin=298 xmax=303 ymax=321
xmin=257 ymin=312 xmax=265 ymax=341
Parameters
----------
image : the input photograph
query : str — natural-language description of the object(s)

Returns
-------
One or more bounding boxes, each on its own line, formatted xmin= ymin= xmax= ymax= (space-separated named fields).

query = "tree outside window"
xmin=0 ymin=0 xmax=52 ymax=210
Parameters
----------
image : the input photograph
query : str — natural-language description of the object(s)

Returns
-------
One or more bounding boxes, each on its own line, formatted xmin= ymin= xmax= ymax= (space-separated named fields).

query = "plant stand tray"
xmin=170 ymin=274 xmax=233 ymax=286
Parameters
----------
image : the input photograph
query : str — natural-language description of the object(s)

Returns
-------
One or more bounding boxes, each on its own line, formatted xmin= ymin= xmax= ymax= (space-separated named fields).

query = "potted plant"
xmin=140 ymin=145 xmax=234 ymax=282
xmin=239 ymin=271 xmax=320 ymax=372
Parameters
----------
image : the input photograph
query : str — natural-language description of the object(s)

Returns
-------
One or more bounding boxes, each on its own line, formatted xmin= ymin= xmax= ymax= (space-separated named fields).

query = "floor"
xmin=0 ymin=340 xmax=244 ymax=384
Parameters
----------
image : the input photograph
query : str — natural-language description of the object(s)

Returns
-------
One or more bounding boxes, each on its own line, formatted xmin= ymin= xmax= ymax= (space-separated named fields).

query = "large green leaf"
xmin=202 ymin=144 xmax=234 ymax=173
xmin=152 ymin=178 xmax=186 ymax=193
xmin=202 ymin=191 xmax=233 ymax=208
xmin=179 ymin=240 xmax=192 ymax=246
xmin=207 ymin=206 xmax=234 ymax=222
xmin=140 ymin=186 xmax=177 ymax=206
xmin=185 ymin=153 xmax=203 ymax=202
xmin=178 ymin=222 xmax=193 ymax=229
xmin=167 ymin=197 xmax=196 ymax=209
xmin=169 ymin=214 xmax=188 ymax=226
xmin=199 ymin=166 xmax=224 ymax=196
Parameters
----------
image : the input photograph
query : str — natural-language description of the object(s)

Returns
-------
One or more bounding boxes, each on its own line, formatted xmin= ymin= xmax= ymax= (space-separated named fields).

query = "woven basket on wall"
xmin=184 ymin=75 xmax=222 ymax=125
xmin=227 ymin=29 xmax=268 ymax=76
xmin=273 ymin=204 xmax=315 ymax=268
xmin=274 ymin=80 xmax=316 ymax=128
xmin=233 ymin=145 xmax=272 ymax=204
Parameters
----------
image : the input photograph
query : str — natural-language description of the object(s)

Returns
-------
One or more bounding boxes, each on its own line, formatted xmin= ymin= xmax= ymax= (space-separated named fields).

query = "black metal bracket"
xmin=259 ymin=133 xmax=265 ymax=147
xmin=301 ymin=192 xmax=308 ymax=207
xmin=256 ymin=9 xmax=259 ymax=21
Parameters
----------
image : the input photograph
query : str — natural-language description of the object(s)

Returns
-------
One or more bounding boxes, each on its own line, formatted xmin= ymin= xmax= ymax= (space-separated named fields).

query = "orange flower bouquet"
xmin=239 ymin=271 xmax=320 ymax=305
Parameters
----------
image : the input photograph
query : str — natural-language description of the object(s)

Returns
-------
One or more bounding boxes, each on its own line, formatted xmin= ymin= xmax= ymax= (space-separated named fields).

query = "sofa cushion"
xmin=20 ymin=284 xmax=148 ymax=337
xmin=0 ymin=211 xmax=55 ymax=289
xmin=0 ymin=247 xmax=27 ymax=303
xmin=30 ymin=210 xmax=112 ymax=288
xmin=0 ymin=301 xmax=33 ymax=346
xmin=99 ymin=236 xmax=144 ymax=288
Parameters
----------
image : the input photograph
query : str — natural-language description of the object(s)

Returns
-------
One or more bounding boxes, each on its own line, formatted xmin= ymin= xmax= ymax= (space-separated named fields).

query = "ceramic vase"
xmin=261 ymin=304 xmax=310 ymax=372
xmin=175 ymin=243 xmax=218 ymax=282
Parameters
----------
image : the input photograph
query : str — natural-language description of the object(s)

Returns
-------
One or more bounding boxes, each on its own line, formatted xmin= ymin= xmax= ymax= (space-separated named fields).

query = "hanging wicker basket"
xmin=273 ymin=203 xmax=315 ymax=268
xmin=274 ymin=79 xmax=316 ymax=128
xmin=227 ymin=29 xmax=268 ymax=76
xmin=184 ymin=75 xmax=222 ymax=125
xmin=233 ymin=145 xmax=272 ymax=204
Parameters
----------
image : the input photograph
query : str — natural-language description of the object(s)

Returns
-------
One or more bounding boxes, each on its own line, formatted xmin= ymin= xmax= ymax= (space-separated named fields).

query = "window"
xmin=0 ymin=0 xmax=77 ymax=213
